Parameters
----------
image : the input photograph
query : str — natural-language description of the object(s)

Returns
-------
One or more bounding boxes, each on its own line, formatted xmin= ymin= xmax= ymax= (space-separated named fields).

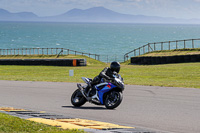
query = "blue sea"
xmin=1 ymin=22 xmax=200 ymax=62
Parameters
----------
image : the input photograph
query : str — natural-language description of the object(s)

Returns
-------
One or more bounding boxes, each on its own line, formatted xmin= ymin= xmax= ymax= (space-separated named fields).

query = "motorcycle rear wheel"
xmin=71 ymin=89 xmax=87 ymax=107
xmin=105 ymin=91 xmax=123 ymax=109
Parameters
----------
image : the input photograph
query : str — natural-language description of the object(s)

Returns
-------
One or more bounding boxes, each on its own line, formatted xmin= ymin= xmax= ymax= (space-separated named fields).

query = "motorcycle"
xmin=71 ymin=73 xmax=124 ymax=109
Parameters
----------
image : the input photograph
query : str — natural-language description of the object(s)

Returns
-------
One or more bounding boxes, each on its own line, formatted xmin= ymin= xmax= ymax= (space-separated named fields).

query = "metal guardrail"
xmin=124 ymin=38 xmax=200 ymax=62
xmin=2 ymin=38 xmax=199 ymax=63
xmin=0 ymin=48 xmax=125 ymax=63
xmin=0 ymin=48 xmax=100 ymax=61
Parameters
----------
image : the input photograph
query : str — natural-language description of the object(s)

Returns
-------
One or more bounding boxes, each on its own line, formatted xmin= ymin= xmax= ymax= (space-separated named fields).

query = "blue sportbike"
xmin=71 ymin=73 xmax=124 ymax=109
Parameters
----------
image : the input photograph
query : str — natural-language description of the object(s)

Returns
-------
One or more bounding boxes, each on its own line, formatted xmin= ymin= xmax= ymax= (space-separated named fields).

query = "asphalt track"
xmin=0 ymin=80 xmax=200 ymax=133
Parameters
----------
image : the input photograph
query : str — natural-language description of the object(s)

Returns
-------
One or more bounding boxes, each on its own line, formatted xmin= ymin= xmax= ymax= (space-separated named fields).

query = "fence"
xmin=0 ymin=48 xmax=125 ymax=63
xmin=3 ymin=38 xmax=199 ymax=63
xmin=0 ymin=48 xmax=100 ymax=61
xmin=124 ymin=38 xmax=200 ymax=62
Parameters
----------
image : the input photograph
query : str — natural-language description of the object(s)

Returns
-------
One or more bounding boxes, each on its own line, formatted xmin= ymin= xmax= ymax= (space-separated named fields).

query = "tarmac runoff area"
xmin=1 ymin=81 xmax=200 ymax=133
xmin=0 ymin=107 xmax=159 ymax=133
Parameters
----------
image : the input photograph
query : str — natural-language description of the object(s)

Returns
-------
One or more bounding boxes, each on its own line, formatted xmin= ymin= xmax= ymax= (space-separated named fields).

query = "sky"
xmin=1 ymin=0 xmax=200 ymax=19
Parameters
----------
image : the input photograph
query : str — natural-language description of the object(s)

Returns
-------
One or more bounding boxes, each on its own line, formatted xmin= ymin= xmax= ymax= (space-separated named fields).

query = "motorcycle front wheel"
xmin=105 ymin=91 xmax=123 ymax=109
xmin=71 ymin=89 xmax=87 ymax=107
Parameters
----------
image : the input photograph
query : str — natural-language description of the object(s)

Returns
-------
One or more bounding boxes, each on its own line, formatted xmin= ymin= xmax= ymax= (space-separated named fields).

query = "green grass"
xmin=0 ymin=112 xmax=84 ymax=133
xmin=0 ymin=54 xmax=200 ymax=88
xmin=121 ymin=63 xmax=200 ymax=88
xmin=0 ymin=62 xmax=199 ymax=88
xmin=141 ymin=48 xmax=200 ymax=57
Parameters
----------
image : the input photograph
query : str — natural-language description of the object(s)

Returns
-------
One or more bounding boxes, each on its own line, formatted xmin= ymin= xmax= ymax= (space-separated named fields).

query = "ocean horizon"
xmin=1 ymin=22 xmax=200 ymax=62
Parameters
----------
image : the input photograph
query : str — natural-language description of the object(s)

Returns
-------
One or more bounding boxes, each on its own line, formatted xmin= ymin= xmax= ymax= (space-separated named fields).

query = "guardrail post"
xmin=126 ymin=54 xmax=129 ymax=61
xmin=154 ymin=43 xmax=156 ymax=51
xmin=148 ymin=43 xmax=150 ymax=52
xmin=161 ymin=42 xmax=163 ymax=50
xmin=143 ymin=46 xmax=145 ymax=54
xmin=192 ymin=39 xmax=194 ymax=48
xmin=176 ymin=41 xmax=178 ymax=49
xmin=139 ymin=48 xmax=140 ymax=55
xmin=169 ymin=41 xmax=171 ymax=50
xmin=37 ymin=48 xmax=39 ymax=55
xmin=184 ymin=40 xmax=186 ymax=49
xmin=134 ymin=50 xmax=136 ymax=57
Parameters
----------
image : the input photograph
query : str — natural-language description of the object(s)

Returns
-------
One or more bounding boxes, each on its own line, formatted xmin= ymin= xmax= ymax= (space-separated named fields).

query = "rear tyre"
xmin=71 ymin=89 xmax=87 ymax=107
xmin=105 ymin=91 xmax=123 ymax=109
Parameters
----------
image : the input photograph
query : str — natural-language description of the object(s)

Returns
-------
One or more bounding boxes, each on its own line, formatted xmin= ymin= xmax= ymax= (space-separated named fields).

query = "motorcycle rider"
xmin=84 ymin=61 xmax=120 ymax=96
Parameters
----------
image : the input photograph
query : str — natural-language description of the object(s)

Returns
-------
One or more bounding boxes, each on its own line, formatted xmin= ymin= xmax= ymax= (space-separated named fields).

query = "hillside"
xmin=1 ymin=7 xmax=200 ymax=24
xmin=0 ymin=9 xmax=38 ymax=21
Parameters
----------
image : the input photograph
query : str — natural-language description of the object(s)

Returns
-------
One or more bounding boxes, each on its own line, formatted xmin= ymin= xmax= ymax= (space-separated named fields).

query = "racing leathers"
xmin=84 ymin=67 xmax=115 ymax=95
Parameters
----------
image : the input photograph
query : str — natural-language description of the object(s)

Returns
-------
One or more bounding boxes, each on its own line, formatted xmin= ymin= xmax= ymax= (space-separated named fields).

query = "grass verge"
xmin=141 ymin=48 xmax=200 ymax=57
xmin=0 ymin=62 xmax=199 ymax=88
xmin=0 ymin=54 xmax=200 ymax=88
xmin=0 ymin=112 xmax=84 ymax=133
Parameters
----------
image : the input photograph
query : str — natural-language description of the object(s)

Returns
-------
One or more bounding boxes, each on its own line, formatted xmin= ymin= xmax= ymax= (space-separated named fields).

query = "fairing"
xmin=96 ymin=83 xmax=116 ymax=104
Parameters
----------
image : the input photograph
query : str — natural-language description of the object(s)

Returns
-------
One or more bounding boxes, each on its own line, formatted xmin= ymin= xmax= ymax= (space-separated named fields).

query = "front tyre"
xmin=105 ymin=91 xmax=123 ymax=109
xmin=71 ymin=89 xmax=87 ymax=107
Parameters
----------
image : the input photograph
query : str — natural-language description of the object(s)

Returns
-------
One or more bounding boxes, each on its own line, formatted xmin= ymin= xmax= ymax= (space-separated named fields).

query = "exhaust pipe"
xmin=77 ymin=84 xmax=90 ymax=100
xmin=77 ymin=84 xmax=100 ymax=104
